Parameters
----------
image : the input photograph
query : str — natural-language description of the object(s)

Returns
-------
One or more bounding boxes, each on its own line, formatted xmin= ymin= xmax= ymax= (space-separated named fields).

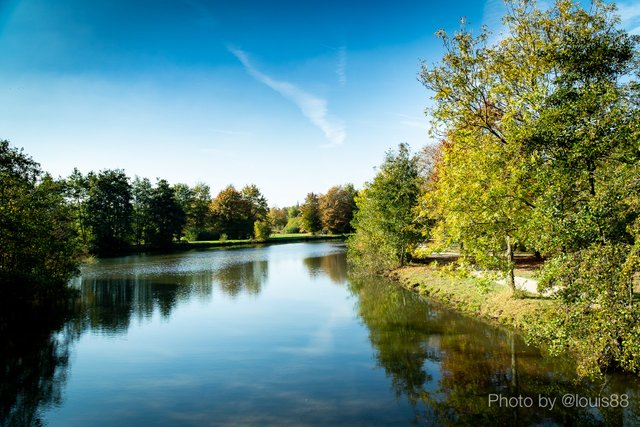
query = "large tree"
xmin=522 ymin=0 xmax=640 ymax=255
xmin=240 ymin=184 xmax=268 ymax=224
xmin=171 ymin=182 xmax=213 ymax=241
xmin=347 ymin=143 xmax=423 ymax=271
xmin=190 ymin=183 xmax=212 ymax=231
xmin=64 ymin=168 xmax=90 ymax=249
xmin=522 ymin=1 xmax=640 ymax=377
xmin=300 ymin=193 xmax=322 ymax=234
xmin=131 ymin=176 xmax=153 ymax=245
xmin=86 ymin=169 xmax=133 ymax=255
xmin=0 ymin=140 xmax=80 ymax=296
xmin=210 ymin=185 xmax=253 ymax=239
xmin=419 ymin=0 xmax=640 ymax=376
xmin=147 ymin=179 xmax=186 ymax=247
xmin=319 ymin=184 xmax=357 ymax=234
xmin=417 ymin=0 xmax=555 ymax=288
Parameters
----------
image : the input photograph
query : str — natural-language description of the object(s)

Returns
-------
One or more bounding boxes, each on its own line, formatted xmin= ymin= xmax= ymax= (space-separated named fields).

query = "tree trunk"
xmin=506 ymin=236 xmax=515 ymax=291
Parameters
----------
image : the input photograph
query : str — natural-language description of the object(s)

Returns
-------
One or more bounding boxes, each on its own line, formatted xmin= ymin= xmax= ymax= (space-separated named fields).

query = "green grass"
xmin=181 ymin=233 xmax=345 ymax=248
xmin=269 ymin=233 xmax=345 ymax=240
xmin=391 ymin=265 xmax=557 ymax=330
xmin=269 ymin=233 xmax=313 ymax=239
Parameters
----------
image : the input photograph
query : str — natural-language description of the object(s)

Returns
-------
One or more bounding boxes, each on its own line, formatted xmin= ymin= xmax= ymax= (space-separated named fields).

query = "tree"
xmin=267 ymin=207 xmax=288 ymax=232
xmin=300 ymin=193 xmax=322 ymax=233
xmin=241 ymin=184 xmax=268 ymax=224
xmin=287 ymin=204 xmax=300 ymax=219
xmin=170 ymin=182 xmax=213 ymax=241
xmin=421 ymin=134 xmax=533 ymax=289
xmin=0 ymin=140 xmax=80 ymax=297
xmin=319 ymin=184 xmax=357 ymax=234
xmin=131 ymin=176 xmax=153 ymax=245
xmin=190 ymin=183 xmax=212 ymax=231
xmin=282 ymin=204 xmax=302 ymax=234
xmin=418 ymin=0 xmax=640 ymax=377
xmin=210 ymin=185 xmax=253 ymax=239
xmin=283 ymin=216 xmax=302 ymax=234
xmin=86 ymin=169 xmax=133 ymax=255
xmin=519 ymin=1 xmax=640 ymax=377
xmin=253 ymin=220 xmax=272 ymax=242
xmin=522 ymin=0 xmax=640 ymax=255
xmin=172 ymin=183 xmax=194 ymax=230
xmin=417 ymin=3 xmax=552 ymax=289
xmin=147 ymin=179 xmax=186 ymax=247
xmin=64 ymin=168 xmax=90 ymax=249
xmin=347 ymin=143 xmax=423 ymax=271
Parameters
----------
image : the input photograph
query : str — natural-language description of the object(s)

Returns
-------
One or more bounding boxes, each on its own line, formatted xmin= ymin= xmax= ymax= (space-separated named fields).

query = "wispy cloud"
xmin=336 ymin=46 xmax=347 ymax=86
xmin=229 ymin=47 xmax=346 ymax=147
xmin=481 ymin=0 xmax=506 ymax=42
xmin=616 ymin=2 xmax=640 ymax=35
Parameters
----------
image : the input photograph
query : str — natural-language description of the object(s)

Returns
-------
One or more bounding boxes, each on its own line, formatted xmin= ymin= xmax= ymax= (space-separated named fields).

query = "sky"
xmin=1 ymin=0 xmax=638 ymax=206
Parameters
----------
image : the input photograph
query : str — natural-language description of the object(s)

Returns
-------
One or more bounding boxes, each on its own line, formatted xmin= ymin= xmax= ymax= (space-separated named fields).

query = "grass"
xmin=180 ymin=233 xmax=345 ymax=248
xmin=268 ymin=233 xmax=344 ymax=240
xmin=390 ymin=264 xmax=557 ymax=330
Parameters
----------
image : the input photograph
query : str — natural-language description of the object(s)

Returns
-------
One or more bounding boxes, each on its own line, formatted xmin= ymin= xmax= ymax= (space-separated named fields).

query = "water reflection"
xmin=0 ymin=303 xmax=79 ymax=427
xmin=212 ymin=260 xmax=268 ymax=297
xmin=348 ymin=276 xmax=640 ymax=425
xmin=1 ymin=250 xmax=274 ymax=425
xmin=81 ymin=278 xmax=188 ymax=333
xmin=75 ymin=251 xmax=272 ymax=333
xmin=303 ymin=252 xmax=348 ymax=283
xmin=4 ymin=245 xmax=640 ymax=426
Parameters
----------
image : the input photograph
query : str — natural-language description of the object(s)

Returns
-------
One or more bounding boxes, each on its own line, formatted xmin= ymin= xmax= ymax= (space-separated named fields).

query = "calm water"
xmin=2 ymin=242 xmax=640 ymax=426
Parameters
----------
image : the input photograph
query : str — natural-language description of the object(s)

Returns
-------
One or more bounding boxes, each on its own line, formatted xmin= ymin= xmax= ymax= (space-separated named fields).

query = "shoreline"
xmin=387 ymin=264 xmax=640 ymax=379
xmin=91 ymin=234 xmax=347 ymax=258
xmin=387 ymin=265 xmax=557 ymax=331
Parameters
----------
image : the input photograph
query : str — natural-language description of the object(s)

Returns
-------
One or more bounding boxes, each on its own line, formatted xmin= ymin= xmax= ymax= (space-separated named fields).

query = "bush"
xmin=283 ymin=217 xmax=302 ymax=234
xmin=527 ymin=243 xmax=640 ymax=377
xmin=253 ymin=221 xmax=272 ymax=242
xmin=0 ymin=140 xmax=80 ymax=300
xmin=184 ymin=228 xmax=220 ymax=242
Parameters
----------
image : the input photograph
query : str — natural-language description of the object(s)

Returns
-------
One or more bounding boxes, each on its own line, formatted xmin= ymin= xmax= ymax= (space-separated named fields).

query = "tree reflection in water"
xmin=0 ymin=255 xmax=272 ymax=425
xmin=303 ymin=253 xmax=348 ymax=284
xmin=0 ymin=302 xmax=80 ymax=427
xmin=348 ymin=275 xmax=640 ymax=426
xmin=78 ymin=257 xmax=270 ymax=332
xmin=4 ymin=249 xmax=640 ymax=426
xmin=212 ymin=260 xmax=268 ymax=297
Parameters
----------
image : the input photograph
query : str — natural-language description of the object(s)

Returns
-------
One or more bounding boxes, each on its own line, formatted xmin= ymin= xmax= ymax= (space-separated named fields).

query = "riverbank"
xmin=179 ymin=233 xmax=345 ymax=250
xmin=388 ymin=265 xmax=557 ymax=331
xmin=94 ymin=234 xmax=347 ymax=257
xmin=389 ymin=264 xmax=640 ymax=379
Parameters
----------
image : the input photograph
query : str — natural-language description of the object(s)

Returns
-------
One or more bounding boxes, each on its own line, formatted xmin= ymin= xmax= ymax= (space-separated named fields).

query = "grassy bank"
xmin=92 ymin=234 xmax=347 ymax=257
xmin=389 ymin=265 xmax=557 ymax=331
xmin=181 ymin=233 xmax=345 ymax=249
xmin=390 ymin=264 xmax=640 ymax=378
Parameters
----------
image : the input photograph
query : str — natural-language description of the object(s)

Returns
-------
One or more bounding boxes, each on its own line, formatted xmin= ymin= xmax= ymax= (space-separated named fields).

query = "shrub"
xmin=527 ymin=243 xmax=640 ymax=377
xmin=283 ymin=217 xmax=302 ymax=234
xmin=253 ymin=221 xmax=271 ymax=242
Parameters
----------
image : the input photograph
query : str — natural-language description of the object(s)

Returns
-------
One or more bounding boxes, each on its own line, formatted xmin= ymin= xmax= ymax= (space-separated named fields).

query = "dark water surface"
xmin=3 ymin=242 xmax=640 ymax=426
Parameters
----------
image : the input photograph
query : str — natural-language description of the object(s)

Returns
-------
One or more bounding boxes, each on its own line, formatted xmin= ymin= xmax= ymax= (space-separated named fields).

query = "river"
xmin=2 ymin=242 xmax=639 ymax=426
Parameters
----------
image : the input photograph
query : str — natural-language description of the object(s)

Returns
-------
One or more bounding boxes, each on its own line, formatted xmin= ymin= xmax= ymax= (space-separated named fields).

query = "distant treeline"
xmin=0 ymin=139 xmax=357 ymax=298
xmin=63 ymin=168 xmax=357 ymax=255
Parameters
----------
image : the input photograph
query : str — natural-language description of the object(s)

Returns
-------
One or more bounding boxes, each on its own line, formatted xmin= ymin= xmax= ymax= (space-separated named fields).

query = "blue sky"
xmin=1 ymin=0 xmax=638 ymax=206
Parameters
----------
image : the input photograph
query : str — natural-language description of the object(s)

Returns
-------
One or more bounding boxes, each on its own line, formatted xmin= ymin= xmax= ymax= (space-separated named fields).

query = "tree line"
xmin=65 ymin=168 xmax=356 ymax=255
xmin=348 ymin=0 xmax=640 ymax=377
xmin=0 ymin=140 xmax=357 ymax=300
